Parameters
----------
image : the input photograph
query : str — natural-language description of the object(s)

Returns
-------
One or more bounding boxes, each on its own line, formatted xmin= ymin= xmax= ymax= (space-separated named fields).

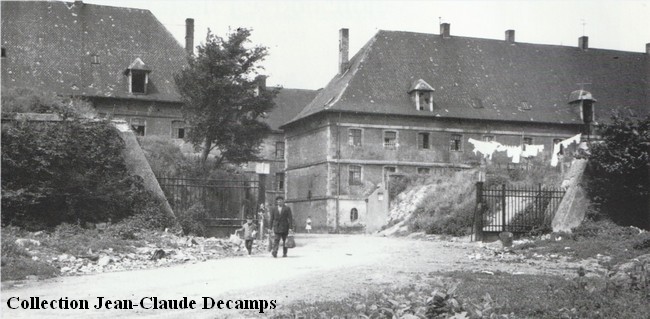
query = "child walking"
xmin=235 ymin=218 xmax=257 ymax=256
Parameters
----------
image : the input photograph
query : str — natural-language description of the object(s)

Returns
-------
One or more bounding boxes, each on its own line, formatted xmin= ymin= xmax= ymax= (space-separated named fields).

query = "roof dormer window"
xmin=568 ymin=89 xmax=597 ymax=124
xmin=124 ymin=58 xmax=151 ymax=95
xmin=408 ymin=79 xmax=435 ymax=111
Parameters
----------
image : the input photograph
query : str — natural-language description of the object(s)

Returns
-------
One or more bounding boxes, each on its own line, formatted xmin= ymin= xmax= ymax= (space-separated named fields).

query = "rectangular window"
xmin=384 ymin=131 xmax=397 ymax=149
xmin=523 ymin=137 xmax=533 ymax=145
xmin=417 ymin=132 xmax=430 ymax=149
xmin=171 ymin=120 xmax=186 ymax=139
xmin=130 ymin=70 xmax=147 ymax=94
xmin=449 ymin=134 xmax=462 ymax=151
xmin=482 ymin=135 xmax=495 ymax=142
xmin=275 ymin=142 xmax=285 ymax=160
xmin=91 ymin=54 xmax=100 ymax=64
xmin=417 ymin=167 xmax=430 ymax=174
xmin=1 ymin=47 xmax=6 ymax=58
xmin=131 ymin=118 xmax=146 ymax=136
xmin=417 ymin=92 xmax=425 ymax=111
xmin=349 ymin=165 xmax=362 ymax=185
xmin=275 ymin=173 xmax=285 ymax=191
xmin=349 ymin=128 xmax=362 ymax=146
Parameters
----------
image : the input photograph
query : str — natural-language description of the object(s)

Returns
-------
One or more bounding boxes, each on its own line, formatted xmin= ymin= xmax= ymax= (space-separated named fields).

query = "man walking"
xmin=269 ymin=196 xmax=293 ymax=258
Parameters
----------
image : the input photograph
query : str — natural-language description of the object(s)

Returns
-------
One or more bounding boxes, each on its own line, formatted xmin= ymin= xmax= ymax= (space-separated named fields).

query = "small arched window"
xmin=350 ymin=208 xmax=358 ymax=221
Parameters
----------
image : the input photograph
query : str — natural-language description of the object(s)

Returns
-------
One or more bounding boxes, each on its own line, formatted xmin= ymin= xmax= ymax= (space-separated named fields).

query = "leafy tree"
xmin=175 ymin=28 xmax=279 ymax=167
xmin=1 ymin=89 xmax=171 ymax=230
xmin=588 ymin=112 xmax=650 ymax=229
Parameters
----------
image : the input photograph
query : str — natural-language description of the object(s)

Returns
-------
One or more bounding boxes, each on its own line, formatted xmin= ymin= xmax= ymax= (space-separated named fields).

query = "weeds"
xmin=275 ymin=271 xmax=650 ymax=319
xmin=408 ymin=169 xmax=478 ymax=236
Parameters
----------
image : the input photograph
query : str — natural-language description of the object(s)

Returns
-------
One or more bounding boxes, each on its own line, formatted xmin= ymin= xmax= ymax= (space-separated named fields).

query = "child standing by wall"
xmin=305 ymin=216 xmax=312 ymax=234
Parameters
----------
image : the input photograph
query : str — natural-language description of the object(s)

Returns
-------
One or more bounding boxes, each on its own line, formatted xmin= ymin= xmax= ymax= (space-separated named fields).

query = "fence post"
xmin=473 ymin=181 xmax=484 ymax=241
xmin=537 ymin=183 xmax=542 ymax=223
xmin=501 ymin=184 xmax=507 ymax=232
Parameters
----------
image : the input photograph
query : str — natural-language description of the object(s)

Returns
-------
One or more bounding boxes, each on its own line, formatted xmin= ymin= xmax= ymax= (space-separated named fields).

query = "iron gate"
xmin=475 ymin=182 xmax=565 ymax=236
xmin=158 ymin=176 xmax=259 ymax=237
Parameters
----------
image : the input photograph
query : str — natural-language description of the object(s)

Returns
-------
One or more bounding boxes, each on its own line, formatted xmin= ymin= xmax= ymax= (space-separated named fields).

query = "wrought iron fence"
xmin=158 ymin=177 xmax=259 ymax=220
xmin=475 ymin=182 xmax=565 ymax=236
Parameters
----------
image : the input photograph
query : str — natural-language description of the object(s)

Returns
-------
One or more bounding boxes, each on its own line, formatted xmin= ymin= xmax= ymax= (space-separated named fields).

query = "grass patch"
xmin=513 ymin=219 xmax=650 ymax=267
xmin=274 ymin=271 xmax=650 ymax=319
xmin=1 ymin=257 xmax=59 ymax=281
xmin=1 ymin=227 xmax=59 ymax=281
xmin=408 ymin=169 xmax=479 ymax=236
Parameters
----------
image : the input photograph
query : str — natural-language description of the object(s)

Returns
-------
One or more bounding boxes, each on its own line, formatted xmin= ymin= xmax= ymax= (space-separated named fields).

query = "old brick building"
xmin=1 ymin=1 xmax=316 ymax=210
xmin=1 ymin=1 xmax=190 ymax=137
xmin=280 ymin=24 xmax=650 ymax=233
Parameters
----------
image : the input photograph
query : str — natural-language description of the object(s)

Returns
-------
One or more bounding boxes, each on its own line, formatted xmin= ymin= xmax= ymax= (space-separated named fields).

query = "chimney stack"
xmin=646 ymin=43 xmax=650 ymax=55
xmin=339 ymin=28 xmax=349 ymax=74
xmin=185 ymin=18 xmax=195 ymax=56
xmin=440 ymin=23 xmax=450 ymax=38
xmin=579 ymin=36 xmax=588 ymax=50
xmin=505 ymin=30 xmax=515 ymax=43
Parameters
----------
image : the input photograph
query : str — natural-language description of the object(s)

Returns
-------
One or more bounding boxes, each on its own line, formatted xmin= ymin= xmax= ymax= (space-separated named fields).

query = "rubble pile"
xmin=15 ymin=232 xmax=269 ymax=277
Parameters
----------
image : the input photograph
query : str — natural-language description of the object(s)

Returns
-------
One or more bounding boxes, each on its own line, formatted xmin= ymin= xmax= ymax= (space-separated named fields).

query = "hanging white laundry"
xmin=551 ymin=143 xmax=561 ymax=167
xmin=504 ymin=145 xmax=522 ymax=163
xmin=521 ymin=144 xmax=544 ymax=158
xmin=468 ymin=138 xmax=501 ymax=160
xmin=551 ymin=133 xmax=582 ymax=167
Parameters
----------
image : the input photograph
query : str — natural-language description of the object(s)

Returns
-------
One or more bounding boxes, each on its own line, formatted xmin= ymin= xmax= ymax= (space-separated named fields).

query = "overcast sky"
xmin=84 ymin=0 xmax=650 ymax=90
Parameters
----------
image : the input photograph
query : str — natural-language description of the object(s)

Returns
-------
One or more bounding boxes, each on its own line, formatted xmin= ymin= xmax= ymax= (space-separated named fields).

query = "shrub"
xmin=1 ymin=87 xmax=96 ymax=119
xmin=138 ymin=135 xmax=191 ymax=178
xmin=587 ymin=113 xmax=650 ymax=229
xmin=177 ymin=203 xmax=208 ymax=236
xmin=388 ymin=174 xmax=413 ymax=201
xmin=1 ymin=92 xmax=163 ymax=230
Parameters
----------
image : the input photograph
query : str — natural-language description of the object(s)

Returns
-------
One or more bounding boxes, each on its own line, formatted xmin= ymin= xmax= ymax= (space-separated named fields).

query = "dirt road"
xmin=1 ymin=234 xmax=596 ymax=318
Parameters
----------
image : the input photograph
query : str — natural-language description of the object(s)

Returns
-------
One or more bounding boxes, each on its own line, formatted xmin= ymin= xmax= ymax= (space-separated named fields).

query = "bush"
xmin=138 ymin=135 xmax=192 ymax=178
xmin=587 ymin=113 xmax=650 ymax=229
xmin=1 ymin=91 xmax=163 ymax=230
xmin=177 ymin=203 xmax=208 ymax=236
xmin=1 ymin=87 xmax=96 ymax=119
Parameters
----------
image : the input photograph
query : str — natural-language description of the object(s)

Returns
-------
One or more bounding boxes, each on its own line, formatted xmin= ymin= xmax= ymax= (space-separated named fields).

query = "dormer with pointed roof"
xmin=569 ymin=89 xmax=597 ymax=124
xmin=124 ymin=58 xmax=151 ymax=94
xmin=408 ymin=79 xmax=435 ymax=111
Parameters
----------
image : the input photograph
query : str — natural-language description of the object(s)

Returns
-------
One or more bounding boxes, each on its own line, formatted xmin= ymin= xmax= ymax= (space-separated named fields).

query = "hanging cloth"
xmin=468 ymin=138 xmax=501 ymax=160
xmin=551 ymin=133 xmax=581 ymax=167
xmin=521 ymin=144 xmax=544 ymax=158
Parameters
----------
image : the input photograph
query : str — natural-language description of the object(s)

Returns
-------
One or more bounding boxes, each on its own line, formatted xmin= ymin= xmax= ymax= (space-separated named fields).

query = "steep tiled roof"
xmin=286 ymin=30 xmax=649 ymax=127
xmin=1 ymin=1 xmax=187 ymax=102
xmin=265 ymin=88 xmax=319 ymax=131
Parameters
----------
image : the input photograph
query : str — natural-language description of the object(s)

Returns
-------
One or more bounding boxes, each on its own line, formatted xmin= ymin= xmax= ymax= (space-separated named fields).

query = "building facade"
xmin=1 ymin=1 xmax=191 ymax=137
xmin=1 ymin=1 xmax=317 ymax=211
xmin=281 ymin=24 xmax=650 ymax=233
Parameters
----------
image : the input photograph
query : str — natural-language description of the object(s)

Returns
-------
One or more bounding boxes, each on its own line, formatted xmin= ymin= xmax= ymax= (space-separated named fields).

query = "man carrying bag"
xmin=269 ymin=196 xmax=293 ymax=258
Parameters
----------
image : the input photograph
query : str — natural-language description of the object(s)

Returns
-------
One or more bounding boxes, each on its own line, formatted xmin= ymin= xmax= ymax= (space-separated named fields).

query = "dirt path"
xmin=1 ymin=234 xmax=598 ymax=318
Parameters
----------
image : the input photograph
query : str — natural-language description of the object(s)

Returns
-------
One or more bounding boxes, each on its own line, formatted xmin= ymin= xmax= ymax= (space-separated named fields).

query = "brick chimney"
xmin=579 ymin=36 xmax=588 ymax=50
xmin=339 ymin=28 xmax=349 ymax=74
xmin=646 ymin=43 xmax=650 ymax=55
xmin=505 ymin=30 xmax=515 ymax=43
xmin=185 ymin=18 xmax=194 ymax=56
xmin=440 ymin=23 xmax=450 ymax=38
